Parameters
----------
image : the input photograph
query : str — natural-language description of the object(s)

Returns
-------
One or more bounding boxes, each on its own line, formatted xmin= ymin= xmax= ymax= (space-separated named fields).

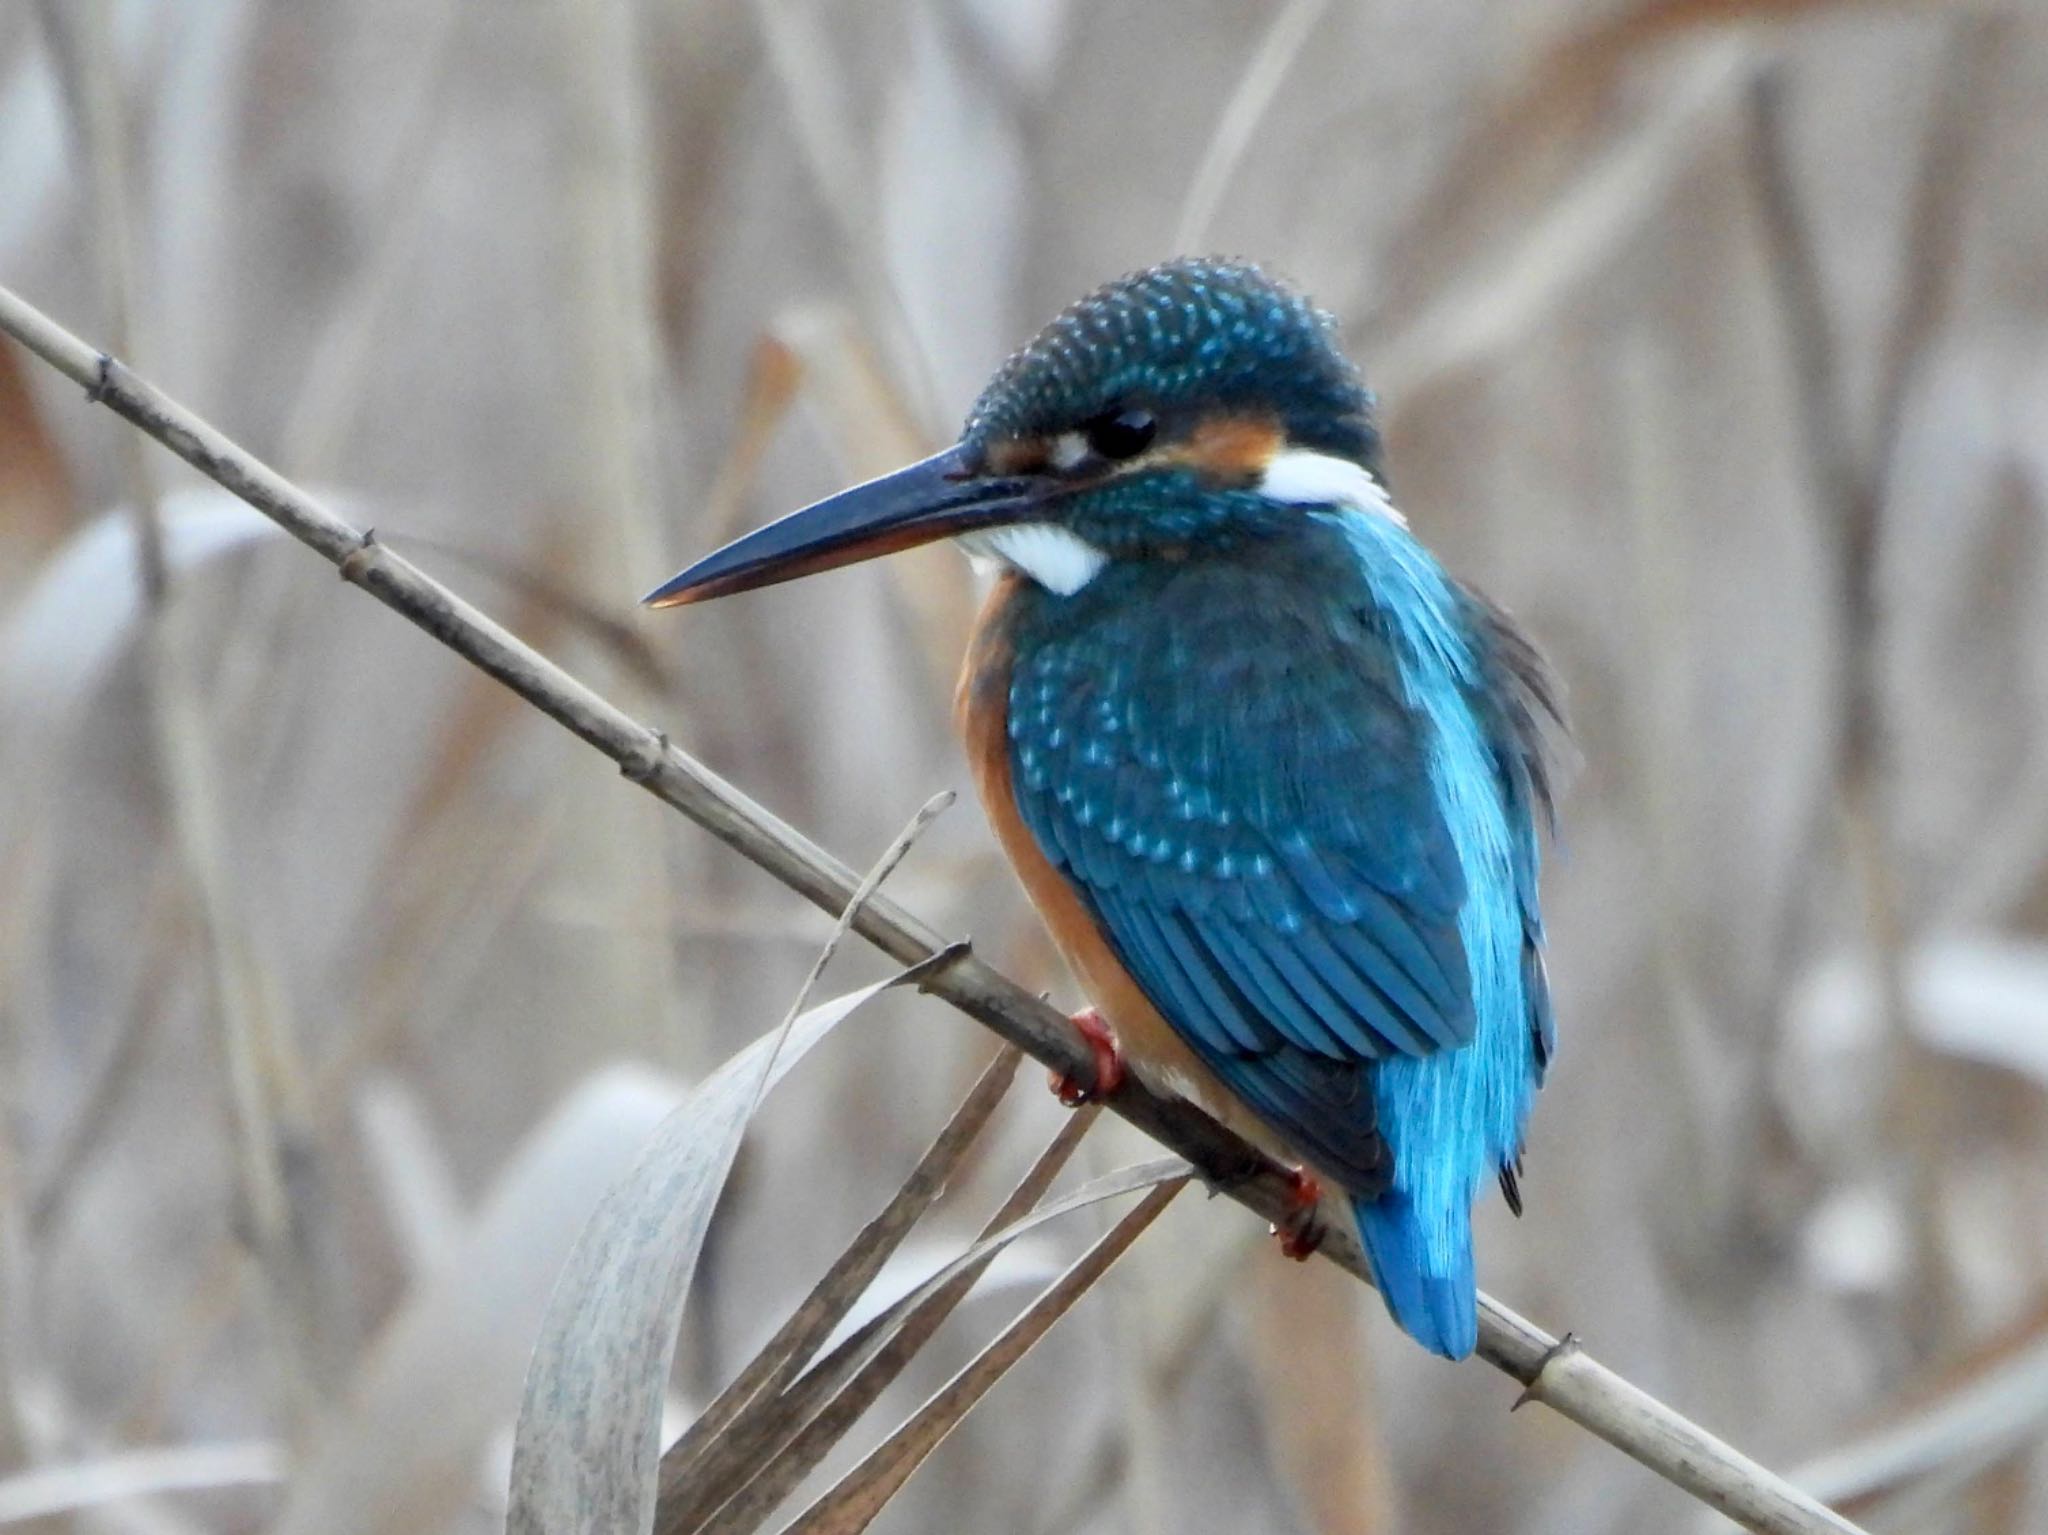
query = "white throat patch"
xmin=957 ymin=523 xmax=1108 ymax=596
xmin=1258 ymin=449 xmax=1407 ymax=527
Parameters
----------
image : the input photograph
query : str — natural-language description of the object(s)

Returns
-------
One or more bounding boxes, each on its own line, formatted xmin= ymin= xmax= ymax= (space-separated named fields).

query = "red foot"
xmin=1048 ymin=1007 xmax=1125 ymax=1106
xmin=1272 ymin=1167 xmax=1325 ymax=1261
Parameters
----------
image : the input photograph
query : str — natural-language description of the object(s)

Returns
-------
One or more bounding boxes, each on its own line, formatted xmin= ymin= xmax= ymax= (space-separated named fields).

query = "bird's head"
xmin=644 ymin=258 xmax=1388 ymax=608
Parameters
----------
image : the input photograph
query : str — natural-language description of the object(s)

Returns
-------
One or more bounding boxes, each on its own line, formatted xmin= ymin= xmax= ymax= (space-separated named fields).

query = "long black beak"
xmin=643 ymin=443 xmax=1043 ymax=608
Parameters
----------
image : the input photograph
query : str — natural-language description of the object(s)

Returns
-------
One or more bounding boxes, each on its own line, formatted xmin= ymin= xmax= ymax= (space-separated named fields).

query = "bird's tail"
xmin=1351 ymin=1191 xmax=1476 ymax=1360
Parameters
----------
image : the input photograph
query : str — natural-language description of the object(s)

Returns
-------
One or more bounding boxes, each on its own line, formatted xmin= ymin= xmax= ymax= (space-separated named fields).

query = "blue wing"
xmin=1006 ymin=542 xmax=1542 ymax=1197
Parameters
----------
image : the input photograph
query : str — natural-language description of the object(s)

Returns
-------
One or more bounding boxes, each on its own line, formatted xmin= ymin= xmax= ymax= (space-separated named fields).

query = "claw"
xmin=1271 ymin=1166 xmax=1325 ymax=1260
xmin=1048 ymin=1007 xmax=1124 ymax=1106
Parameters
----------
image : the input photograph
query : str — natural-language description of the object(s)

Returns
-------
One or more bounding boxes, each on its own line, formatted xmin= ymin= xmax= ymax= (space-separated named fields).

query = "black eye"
xmin=1083 ymin=407 xmax=1156 ymax=461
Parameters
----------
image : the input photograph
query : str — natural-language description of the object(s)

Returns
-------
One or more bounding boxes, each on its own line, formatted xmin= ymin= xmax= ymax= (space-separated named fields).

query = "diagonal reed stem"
xmin=0 ymin=282 xmax=1866 ymax=1535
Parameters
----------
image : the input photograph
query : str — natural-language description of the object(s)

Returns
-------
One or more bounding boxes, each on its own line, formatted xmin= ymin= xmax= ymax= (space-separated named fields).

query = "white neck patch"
xmin=1258 ymin=449 xmax=1407 ymax=527
xmin=957 ymin=523 xmax=1108 ymax=596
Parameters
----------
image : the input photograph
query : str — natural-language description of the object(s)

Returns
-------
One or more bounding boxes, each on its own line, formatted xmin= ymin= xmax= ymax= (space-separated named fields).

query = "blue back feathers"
xmin=1003 ymin=509 xmax=1555 ymax=1359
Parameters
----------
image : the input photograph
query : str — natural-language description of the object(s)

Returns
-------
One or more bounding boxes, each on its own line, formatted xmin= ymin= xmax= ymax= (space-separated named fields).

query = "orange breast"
xmin=954 ymin=575 xmax=1289 ymax=1156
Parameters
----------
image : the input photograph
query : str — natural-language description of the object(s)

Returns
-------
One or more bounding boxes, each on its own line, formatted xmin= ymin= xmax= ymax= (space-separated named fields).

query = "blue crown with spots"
xmin=964 ymin=258 xmax=1380 ymax=466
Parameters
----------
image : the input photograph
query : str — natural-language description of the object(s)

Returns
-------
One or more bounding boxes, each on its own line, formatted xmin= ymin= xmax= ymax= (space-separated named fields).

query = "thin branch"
xmin=0 ymin=283 xmax=1868 ymax=1535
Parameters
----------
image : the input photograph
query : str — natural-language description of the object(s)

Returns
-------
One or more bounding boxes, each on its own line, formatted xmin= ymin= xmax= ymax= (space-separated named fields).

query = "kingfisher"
xmin=646 ymin=259 xmax=1559 ymax=1359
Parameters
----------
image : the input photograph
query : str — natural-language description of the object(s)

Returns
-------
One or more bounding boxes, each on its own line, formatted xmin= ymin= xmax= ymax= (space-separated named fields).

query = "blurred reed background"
xmin=2 ymin=1 xmax=2046 ymax=1532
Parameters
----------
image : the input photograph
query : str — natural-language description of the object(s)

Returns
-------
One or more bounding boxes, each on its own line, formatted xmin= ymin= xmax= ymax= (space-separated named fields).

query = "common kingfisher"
xmin=647 ymin=259 xmax=1559 ymax=1360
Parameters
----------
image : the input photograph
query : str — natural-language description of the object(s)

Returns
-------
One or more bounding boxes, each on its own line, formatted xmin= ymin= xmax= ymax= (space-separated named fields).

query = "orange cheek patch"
xmin=1160 ymin=414 xmax=1283 ymax=487
xmin=985 ymin=436 xmax=1051 ymax=475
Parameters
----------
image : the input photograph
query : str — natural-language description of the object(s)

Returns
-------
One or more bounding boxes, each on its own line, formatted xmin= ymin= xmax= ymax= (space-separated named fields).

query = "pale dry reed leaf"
xmin=272 ymin=1066 xmax=689 ymax=1535
xmin=0 ymin=1441 xmax=285 ymax=1526
xmin=353 ymin=1076 xmax=466 ymax=1280
xmin=758 ymin=792 xmax=959 ymax=1110
xmin=0 ymin=23 xmax=70 ymax=259
xmin=812 ymin=1233 xmax=1065 ymax=1357
xmin=272 ymin=0 xmax=466 ymax=481
xmin=954 ymin=0 xmax=1069 ymax=95
xmin=145 ymin=0 xmax=259 ymax=399
xmin=1790 ymin=937 xmax=2048 ymax=1088
xmin=25 ymin=859 xmax=181 ymax=1238
xmin=0 ymin=490 xmax=275 ymax=724
xmin=555 ymin=0 xmax=690 ymax=1071
xmin=778 ymin=1178 xmax=1189 ymax=1535
xmin=317 ymin=784 xmax=570 ymax=1107
xmin=505 ymin=960 xmax=948 ymax=1535
xmin=674 ymin=1155 xmax=1187 ymax=1535
xmin=769 ymin=306 xmax=926 ymax=479
xmin=656 ymin=1111 xmax=1102 ymax=1535
xmin=662 ymin=1046 xmax=1024 ymax=1481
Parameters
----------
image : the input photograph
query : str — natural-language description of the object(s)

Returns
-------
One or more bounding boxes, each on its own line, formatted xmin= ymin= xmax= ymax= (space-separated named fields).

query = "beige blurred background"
xmin=3 ymin=1 xmax=2047 ymax=1532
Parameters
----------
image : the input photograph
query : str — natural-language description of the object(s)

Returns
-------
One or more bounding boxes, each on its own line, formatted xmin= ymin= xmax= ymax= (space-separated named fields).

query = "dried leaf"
xmin=505 ymin=959 xmax=950 ymax=1535
xmin=662 ymin=1045 xmax=1023 ymax=1481
xmin=1792 ymin=937 xmax=2048 ymax=1089
xmin=272 ymin=1066 xmax=692 ymax=1535
xmin=811 ymin=1232 xmax=1065 ymax=1358
xmin=793 ymin=1157 xmax=1194 ymax=1385
xmin=656 ymin=1110 xmax=1104 ymax=1533
xmin=0 ymin=490 xmax=278 ymax=726
xmin=781 ymin=1178 xmax=1189 ymax=1535
xmin=673 ymin=1153 xmax=1187 ymax=1535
